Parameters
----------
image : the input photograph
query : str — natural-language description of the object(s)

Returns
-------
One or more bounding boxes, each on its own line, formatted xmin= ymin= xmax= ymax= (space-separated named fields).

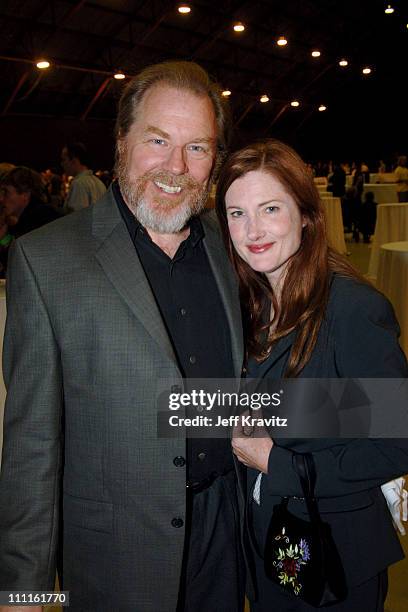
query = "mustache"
xmin=134 ymin=169 xmax=202 ymax=191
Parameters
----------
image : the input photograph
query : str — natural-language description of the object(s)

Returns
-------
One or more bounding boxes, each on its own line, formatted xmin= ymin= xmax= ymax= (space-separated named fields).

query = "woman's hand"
xmin=232 ymin=413 xmax=274 ymax=473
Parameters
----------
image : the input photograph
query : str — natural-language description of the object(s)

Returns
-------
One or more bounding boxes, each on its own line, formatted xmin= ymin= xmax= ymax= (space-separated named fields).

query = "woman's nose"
xmin=246 ymin=217 xmax=266 ymax=241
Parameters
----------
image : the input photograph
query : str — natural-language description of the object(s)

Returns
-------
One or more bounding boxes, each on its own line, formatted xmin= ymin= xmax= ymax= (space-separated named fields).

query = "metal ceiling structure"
xmin=1 ymin=0 xmax=407 ymax=164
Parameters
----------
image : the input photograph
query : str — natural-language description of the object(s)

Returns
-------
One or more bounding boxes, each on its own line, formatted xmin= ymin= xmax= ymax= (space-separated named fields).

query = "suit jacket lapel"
xmin=201 ymin=214 xmax=244 ymax=378
xmin=92 ymin=189 xmax=178 ymax=364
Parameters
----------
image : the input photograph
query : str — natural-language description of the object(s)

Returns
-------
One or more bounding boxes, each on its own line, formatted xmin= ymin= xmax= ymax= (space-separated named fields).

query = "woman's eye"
xmin=230 ymin=210 xmax=244 ymax=218
xmin=265 ymin=205 xmax=279 ymax=213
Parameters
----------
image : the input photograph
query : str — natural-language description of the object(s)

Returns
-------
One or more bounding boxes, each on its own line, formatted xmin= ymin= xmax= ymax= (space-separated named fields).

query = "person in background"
xmin=215 ymin=138 xmax=408 ymax=612
xmin=0 ymin=163 xmax=15 ymax=182
xmin=61 ymin=141 xmax=106 ymax=212
xmin=351 ymin=162 xmax=364 ymax=242
xmin=394 ymin=155 xmax=408 ymax=203
xmin=360 ymin=191 xmax=378 ymax=243
xmin=378 ymin=160 xmax=386 ymax=174
xmin=329 ymin=162 xmax=346 ymax=198
xmin=341 ymin=187 xmax=354 ymax=233
xmin=361 ymin=161 xmax=370 ymax=182
xmin=0 ymin=166 xmax=61 ymax=276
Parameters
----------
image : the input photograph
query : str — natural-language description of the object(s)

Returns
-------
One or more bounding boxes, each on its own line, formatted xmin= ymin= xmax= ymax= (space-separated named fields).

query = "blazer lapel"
xmin=257 ymin=330 xmax=297 ymax=378
xmin=201 ymin=214 xmax=244 ymax=377
xmin=92 ymin=189 xmax=178 ymax=365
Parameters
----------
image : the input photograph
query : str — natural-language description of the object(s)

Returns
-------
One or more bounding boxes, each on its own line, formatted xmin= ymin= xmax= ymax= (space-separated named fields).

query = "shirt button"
xmin=171 ymin=517 xmax=184 ymax=528
xmin=171 ymin=384 xmax=182 ymax=393
xmin=189 ymin=355 xmax=196 ymax=364
xmin=197 ymin=452 xmax=206 ymax=461
xmin=180 ymin=308 xmax=187 ymax=316
xmin=173 ymin=456 xmax=186 ymax=467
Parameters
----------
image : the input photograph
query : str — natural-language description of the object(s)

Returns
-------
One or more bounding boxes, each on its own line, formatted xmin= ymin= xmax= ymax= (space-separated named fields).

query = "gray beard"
xmin=118 ymin=168 xmax=209 ymax=234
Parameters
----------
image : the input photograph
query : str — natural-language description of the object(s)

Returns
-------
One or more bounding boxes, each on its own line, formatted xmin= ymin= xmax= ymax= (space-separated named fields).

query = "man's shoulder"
xmin=18 ymin=205 xmax=91 ymax=247
xmin=16 ymin=189 xmax=115 ymax=259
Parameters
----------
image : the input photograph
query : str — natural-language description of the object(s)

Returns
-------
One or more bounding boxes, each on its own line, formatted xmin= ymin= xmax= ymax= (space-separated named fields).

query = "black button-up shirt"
xmin=113 ymin=181 xmax=234 ymax=481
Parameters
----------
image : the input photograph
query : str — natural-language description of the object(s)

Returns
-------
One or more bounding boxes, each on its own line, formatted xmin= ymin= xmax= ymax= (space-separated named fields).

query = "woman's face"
xmin=225 ymin=170 xmax=305 ymax=287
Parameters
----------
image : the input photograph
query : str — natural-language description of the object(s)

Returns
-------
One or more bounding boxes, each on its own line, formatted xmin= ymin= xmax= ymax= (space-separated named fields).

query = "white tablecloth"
xmin=363 ymin=183 xmax=398 ymax=204
xmin=368 ymin=204 xmax=408 ymax=278
xmin=320 ymin=197 xmax=347 ymax=254
xmin=369 ymin=173 xmax=396 ymax=184
xmin=376 ymin=242 xmax=408 ymax=358
xmin=0 ymin=282 xmax=6 ymax=462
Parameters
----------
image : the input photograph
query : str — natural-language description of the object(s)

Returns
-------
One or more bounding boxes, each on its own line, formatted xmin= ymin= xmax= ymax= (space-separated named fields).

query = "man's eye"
xmin=187 ymin=144 xmax=209 ymax=157
xmin=149 ymin=138 xmax=166 ymax=146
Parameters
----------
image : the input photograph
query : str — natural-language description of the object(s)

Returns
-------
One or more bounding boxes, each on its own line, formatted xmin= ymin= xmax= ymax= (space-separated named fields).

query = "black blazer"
xmin=247 ymin=275 xmax=408 ymax=589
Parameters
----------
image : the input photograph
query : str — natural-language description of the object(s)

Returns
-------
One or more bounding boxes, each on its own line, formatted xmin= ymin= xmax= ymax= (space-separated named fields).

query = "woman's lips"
xmin=247 ymin=242 xmax=274 ymax=254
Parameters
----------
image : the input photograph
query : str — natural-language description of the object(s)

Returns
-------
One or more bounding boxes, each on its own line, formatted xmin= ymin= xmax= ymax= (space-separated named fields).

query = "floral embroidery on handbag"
xmin=272 ymin=528 xmax=311 ymax=596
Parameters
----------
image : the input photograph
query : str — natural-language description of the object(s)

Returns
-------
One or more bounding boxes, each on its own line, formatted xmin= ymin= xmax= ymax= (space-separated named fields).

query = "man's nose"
xmin=162 ymin=146 xmax=188 ymax=176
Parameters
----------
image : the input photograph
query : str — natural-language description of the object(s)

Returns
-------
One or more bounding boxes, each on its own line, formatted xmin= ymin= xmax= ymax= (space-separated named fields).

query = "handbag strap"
xmin=247 ymin=453 xmax=323 ymax=560
xmin=294 ymin=453 xmax=322 ymax=524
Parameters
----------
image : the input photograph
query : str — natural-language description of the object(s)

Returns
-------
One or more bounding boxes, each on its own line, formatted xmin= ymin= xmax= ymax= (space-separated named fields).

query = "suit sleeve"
xmin=0 ymin=240 xmax=63 ymax=589
xmin=265 ymin=286 xmax=408 ymax=498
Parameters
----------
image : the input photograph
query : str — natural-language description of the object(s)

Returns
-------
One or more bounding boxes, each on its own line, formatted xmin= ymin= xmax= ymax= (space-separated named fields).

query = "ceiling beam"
xmin=1 ymin=71 xmax=30 ymax=115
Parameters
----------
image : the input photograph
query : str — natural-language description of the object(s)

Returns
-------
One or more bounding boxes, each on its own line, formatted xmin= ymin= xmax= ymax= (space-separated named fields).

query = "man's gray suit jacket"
xmin=0 ymin=187 xmax=244 ymax=611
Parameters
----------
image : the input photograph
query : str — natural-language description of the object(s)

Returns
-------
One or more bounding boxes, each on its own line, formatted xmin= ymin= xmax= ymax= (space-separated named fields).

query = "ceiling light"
xmin=311 ymin=50 xmax=321 ymax=58
xmin=178 ymin=4 xmax=191 ymax=13
xmin=339 ymin=59 xmax=348 ymax=67
xmin=260 ymin=94 xmax=269 ymax=103
xmin=222 ymin=90 xmax=231 ymax=97
xmin=290 ymin=100 xmax=300 ymax=107
xmin=114 ymin=71 xmax=126 ymax=80
xmin=318 ymin=105 xmax=327 ymax=112
xmin=385 ymin=4 xmax=394 ymax=14
xmin=362 ymin=67 xmax=372 ymax=75
xmin=36 ymin=60 xmax=50 ymax=69
xmin=277 ymin=36 xmax=288 ymax=46
xmin=233 ymin=22 xmax=245 ymax=32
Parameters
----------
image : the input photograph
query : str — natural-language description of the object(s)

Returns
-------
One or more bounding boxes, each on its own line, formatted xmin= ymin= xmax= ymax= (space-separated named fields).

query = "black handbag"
xmin=253 ymin=453 xmax=348 ymax=607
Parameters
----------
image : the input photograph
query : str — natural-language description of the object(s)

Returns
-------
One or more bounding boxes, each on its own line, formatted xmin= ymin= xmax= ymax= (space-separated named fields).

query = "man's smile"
xmin=153 ymin=180 xmax=182 ymax=194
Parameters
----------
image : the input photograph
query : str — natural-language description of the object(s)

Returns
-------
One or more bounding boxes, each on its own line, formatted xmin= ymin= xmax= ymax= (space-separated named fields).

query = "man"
xmin=0 ymin=166 xmax=61 ymax=275
xmin=61 ymin=142 xmax=106 ymax=212
xmin=0 ymin=62 xmax=244 ymax=611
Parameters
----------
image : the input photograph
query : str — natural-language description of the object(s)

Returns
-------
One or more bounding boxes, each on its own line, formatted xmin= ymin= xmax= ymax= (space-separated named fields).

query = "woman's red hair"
xmin=215 ymin=139 xmax=369 ymax=377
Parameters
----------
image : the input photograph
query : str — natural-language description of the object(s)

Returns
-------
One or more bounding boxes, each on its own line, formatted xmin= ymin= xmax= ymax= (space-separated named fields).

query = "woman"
xmin=215 ymin=139 xmax=408 ymax=611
